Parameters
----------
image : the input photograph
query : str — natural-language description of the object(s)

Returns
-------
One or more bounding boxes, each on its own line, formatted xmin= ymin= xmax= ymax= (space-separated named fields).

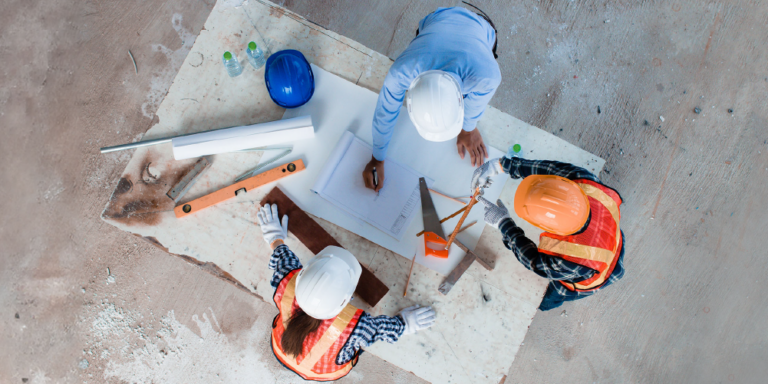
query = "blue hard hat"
xmin=264 ymin=50 xmax=315 ymax=108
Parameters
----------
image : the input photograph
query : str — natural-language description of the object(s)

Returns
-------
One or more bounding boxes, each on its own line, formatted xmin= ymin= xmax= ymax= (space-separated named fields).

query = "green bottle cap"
xmin=223 ymin=51 xmax=232 ymax=60
xmin=512 ymin=144 xmax=521 ymax=153
xmin=248 ymin=41 xmax=257 ymax=50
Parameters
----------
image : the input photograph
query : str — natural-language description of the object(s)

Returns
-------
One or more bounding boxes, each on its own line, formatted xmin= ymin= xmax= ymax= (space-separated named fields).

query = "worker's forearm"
xmin=499 ymin=218 xmax=544 ymax=268
xmin=372 ymin=69 xmax=411 ymax=161
xmin=500 ymin=157 xmax=601 ymax=183
xmin=335 ymin=312 xmax=405 ymax=365
xmin=356 ymin=313 xmax=405 ymax=345
xmin=462 ymin=86 xmax=499 ymax=131
xmin=499 ymin=218 xmax=594 ymax=281
xmin=371 ymin=114 xmax=397 ymax=161
xmin=268 ymin=244 xmax=302 ymax=288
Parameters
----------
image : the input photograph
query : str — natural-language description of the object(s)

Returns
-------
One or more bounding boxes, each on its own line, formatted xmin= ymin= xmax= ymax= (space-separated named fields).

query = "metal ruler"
xmin=235 ymin=146 xmax=293 ymax=182
xmin=166 ymin=157 xmax=212 ymax=202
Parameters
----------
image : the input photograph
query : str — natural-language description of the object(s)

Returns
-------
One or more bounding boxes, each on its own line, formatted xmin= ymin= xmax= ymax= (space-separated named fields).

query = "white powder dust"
xmin=141 ymin=14 xmax=197 ymax=118
xmin=87 ymin=303 xmax=276 ymax=384
xmin=218 ymin=0 xmax=246 ymax=9
xmin=41 ymin=181 xmax=66 ymax=202
xmin=26 ymin=368 xmax=52 ymax=384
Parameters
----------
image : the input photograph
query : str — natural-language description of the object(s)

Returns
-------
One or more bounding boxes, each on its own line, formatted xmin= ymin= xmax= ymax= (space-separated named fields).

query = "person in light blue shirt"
xmin=363 ymin=6 xmax=501 ymax=191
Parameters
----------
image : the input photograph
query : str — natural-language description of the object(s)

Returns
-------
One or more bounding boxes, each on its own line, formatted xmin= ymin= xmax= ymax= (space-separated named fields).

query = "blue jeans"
xmin=539 ymin=284 xmax=567 ymax=311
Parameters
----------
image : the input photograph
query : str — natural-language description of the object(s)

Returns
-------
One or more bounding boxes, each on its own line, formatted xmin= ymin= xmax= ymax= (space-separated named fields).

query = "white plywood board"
xmin=278 ymin=64 xmax=507 ymax=276
xmin=99 ymin=1 xmax=605 ymax=384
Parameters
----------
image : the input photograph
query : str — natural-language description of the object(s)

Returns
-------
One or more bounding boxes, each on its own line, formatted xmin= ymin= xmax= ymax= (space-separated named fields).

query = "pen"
xmin=372 ymin=167 xmax=379 ymax=196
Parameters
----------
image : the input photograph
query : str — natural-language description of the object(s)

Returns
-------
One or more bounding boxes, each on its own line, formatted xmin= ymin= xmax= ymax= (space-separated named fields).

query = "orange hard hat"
xmin=513 ymin=175 xmax=590 ymax=236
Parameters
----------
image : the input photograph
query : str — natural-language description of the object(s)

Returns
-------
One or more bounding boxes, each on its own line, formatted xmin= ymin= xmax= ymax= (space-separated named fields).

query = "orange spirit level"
xmin=175 ymin=159 xmax=305 ymax=218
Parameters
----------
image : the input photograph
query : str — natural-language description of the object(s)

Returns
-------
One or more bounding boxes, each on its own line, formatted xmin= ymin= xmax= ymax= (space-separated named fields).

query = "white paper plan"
xmin=312 ymin=131 xmax=430 ymax=241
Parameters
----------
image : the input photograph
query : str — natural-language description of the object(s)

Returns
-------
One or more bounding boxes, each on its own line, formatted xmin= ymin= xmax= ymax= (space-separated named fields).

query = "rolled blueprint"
xmin=171 ymin=115 xmax=314 ymax=160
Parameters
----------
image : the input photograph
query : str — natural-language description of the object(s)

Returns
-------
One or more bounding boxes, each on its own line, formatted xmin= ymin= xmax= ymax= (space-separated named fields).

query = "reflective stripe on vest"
xmin=538 ymin=180 xmax=622 ymax=291
xmin=271 ymin=270 xmax=361 ymax=381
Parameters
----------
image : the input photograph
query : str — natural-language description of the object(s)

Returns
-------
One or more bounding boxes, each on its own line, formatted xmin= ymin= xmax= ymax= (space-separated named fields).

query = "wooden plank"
xmin=437 ymin=252 xmax=476 ymax=295
xmin=438 ymin=239 xmax=494 ymax=295
xmin=166 ymin=156 xmax=211 ymax=202
xmin=454 ymin=239 xmax=493 ymax=271
xmin=260 ymin=186 xmax=389 ymax=307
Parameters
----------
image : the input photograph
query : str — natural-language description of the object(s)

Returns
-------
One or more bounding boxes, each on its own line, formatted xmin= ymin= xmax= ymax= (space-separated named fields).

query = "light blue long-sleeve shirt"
xmin=371 ymin=7 xmax=501 ymax=161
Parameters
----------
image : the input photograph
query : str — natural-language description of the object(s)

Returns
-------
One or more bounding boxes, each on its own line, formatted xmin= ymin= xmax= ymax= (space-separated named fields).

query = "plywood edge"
xmin=137 ymin=234 xmax=264 ymax=301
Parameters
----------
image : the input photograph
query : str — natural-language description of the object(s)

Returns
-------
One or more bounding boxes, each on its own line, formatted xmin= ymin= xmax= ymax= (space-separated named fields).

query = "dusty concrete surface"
xmin=1 ymin=0 xmax=767 ymax=383
xmin=0 ymin=0 xmax=423 ymax=383
xmin=283 ymin=1 xmax=768 ymax=383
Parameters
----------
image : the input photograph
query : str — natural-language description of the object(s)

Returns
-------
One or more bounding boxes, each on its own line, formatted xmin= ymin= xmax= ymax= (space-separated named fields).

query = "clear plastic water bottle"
xmin=222 ymin=51 xmax=242 ymax=77
xmin=246 ymin=42 xmax=266 ymax=69
xmin=507 ymin=143 xmax=522 ymax=158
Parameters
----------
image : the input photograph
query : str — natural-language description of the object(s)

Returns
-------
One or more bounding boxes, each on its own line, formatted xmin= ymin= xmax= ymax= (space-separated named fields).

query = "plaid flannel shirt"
xmin=498 ymin=157 xmax=626 ymax=310
xmin=269 ymin=244 xmax=405 ymax=365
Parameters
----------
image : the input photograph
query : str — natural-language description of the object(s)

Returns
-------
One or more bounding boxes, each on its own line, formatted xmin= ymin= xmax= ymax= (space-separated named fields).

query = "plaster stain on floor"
xmin=142 ymin=14 xmax=197 ymax=118
xmin=87 ymin=304 xmax=275 ymax=384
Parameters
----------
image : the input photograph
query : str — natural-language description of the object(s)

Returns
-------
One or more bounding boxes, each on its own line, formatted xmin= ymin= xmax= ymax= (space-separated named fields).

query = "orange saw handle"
xmin=424 ymin=232 xmax=449 ymax=258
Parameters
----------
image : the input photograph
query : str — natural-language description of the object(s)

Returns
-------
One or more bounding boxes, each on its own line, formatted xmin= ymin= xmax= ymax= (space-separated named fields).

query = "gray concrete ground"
xmin=2 ymin=0 xmax=767 ymax=383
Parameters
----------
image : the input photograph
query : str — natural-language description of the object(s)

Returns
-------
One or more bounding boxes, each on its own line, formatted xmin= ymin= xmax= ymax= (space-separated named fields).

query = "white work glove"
xmin=470 ymin=158 xmax=504 ymax=193
xmin=399 ymin=305 xmax=436 ymax=335
xmin=478 ymin=197 xmax=511 ymax=229
xmin=257 ymin=203 xmax=288 ymax=247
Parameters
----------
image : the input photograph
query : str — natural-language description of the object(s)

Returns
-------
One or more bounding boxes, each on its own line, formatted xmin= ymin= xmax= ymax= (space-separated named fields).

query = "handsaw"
xmin=419 ymin=177 xmax=449 ymax=258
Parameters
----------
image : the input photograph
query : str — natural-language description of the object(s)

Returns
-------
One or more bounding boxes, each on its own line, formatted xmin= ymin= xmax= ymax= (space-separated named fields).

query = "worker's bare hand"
xmin=456 ymin=129 xmax=488 ymax=167
xmin=362 ymin=156 xmax=385 ymax=192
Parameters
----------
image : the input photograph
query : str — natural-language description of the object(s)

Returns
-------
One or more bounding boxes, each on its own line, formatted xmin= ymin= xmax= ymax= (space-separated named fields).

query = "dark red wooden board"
xmin=261 ymin=187 xmax=389 ymax=307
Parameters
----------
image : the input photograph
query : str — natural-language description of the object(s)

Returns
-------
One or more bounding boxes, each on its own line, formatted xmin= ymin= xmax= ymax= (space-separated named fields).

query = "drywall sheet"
xmin=280 ymin=65 xmax=507 ymax=276
xmin=99 ymin=1 xmax=605 ymax=383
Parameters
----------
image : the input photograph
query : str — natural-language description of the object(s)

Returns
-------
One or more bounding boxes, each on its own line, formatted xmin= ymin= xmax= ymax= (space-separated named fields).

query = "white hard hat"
xmin=405 ymin=70 xmax=464 ymax=142
xmin=295 ymin=246 xmax=362 ymax=320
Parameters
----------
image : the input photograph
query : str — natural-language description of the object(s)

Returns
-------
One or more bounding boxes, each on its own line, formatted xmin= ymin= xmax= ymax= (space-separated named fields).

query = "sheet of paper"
xmin=312 ymin=131 xmax=428 ymax=240
xmin=171 ymin=115 xmax=314 ymax=160
xmin=278 ymin=65 xmax=507 ymax=276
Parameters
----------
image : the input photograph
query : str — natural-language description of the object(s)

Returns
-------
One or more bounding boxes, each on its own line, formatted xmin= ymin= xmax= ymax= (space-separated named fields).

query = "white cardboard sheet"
xmin=171 ymin=115 xmax=314 ymax=160
xmin=278 ymin=65 xmax=506 ymax=275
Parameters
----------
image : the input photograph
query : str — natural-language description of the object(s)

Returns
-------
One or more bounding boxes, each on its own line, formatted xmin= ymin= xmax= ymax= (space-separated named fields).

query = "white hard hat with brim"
xmin=295 ymin=246 xmax=362 ymax=320
xmin=405 ymin=70 xmax=464 ymax=142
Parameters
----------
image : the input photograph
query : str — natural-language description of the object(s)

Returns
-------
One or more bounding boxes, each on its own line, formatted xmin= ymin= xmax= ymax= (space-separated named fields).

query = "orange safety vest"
xmin=271 ymin=269 xmax=364 ymax=381
xmin=538 ymin=179 xmax=623 ymax=292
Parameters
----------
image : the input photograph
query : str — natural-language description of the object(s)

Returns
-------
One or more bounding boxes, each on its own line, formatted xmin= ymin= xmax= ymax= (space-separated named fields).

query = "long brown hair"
xmin=281 ymin=308 xmax=323 ymax=357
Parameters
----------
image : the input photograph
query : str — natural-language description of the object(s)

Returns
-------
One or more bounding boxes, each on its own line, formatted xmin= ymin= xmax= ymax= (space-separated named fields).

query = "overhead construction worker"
xmin=470 ymin=157 xmax=625 ymax=310
xmin=363 ymin=6 xmax=501 ymax=192
xmin=256 ymin=204 xmax=437 ymax=381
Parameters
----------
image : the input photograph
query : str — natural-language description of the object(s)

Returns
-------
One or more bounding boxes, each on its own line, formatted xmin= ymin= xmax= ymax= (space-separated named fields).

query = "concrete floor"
xmin=2 ymin=0 xmax=767 ymax=383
